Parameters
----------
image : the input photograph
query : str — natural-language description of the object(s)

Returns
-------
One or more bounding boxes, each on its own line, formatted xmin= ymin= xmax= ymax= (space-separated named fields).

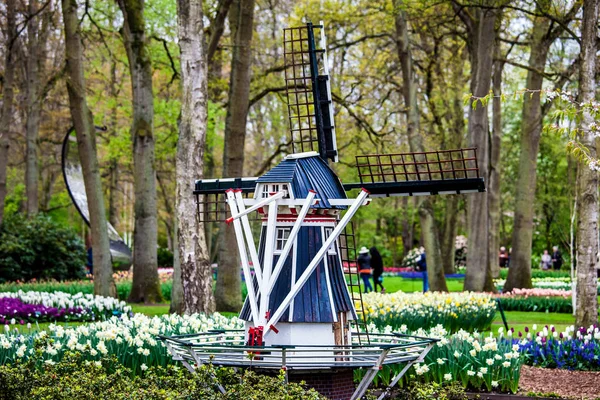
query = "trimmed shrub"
xmin=0 ymin=214 xmax=86 ymax=283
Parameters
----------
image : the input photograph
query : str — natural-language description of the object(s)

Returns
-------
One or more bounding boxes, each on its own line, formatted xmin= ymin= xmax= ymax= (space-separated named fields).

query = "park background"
xmin=0 ymin=0 xmax=599 ymax=399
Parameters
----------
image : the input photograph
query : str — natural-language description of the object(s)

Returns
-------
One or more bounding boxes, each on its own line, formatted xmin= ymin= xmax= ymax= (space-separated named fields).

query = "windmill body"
xmin=238 ymin=152 xmax=357 ymax=349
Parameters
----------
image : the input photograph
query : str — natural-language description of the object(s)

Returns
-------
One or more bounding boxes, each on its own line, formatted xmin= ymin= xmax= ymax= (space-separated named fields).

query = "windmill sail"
xmin=283 ymin=22 xmax=337 ymax=162
xmin=61 ymin=128 xmax=132 ymax=269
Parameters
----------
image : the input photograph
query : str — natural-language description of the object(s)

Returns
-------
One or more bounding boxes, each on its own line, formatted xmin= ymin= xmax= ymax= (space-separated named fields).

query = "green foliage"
xmin=497 ymin=269 xmax=570 ymax=279
xmin=0 ymin=214 xmax=86 ymax=283
xmin=0 ymin=351 xmax=324 ymax=400
xmin=392 ymin=381 xmax=468 ymax=400
xmin=498 ymin=296 xmax=572 ymax=314
xmin=156 ymin=248 xmax=173 ymax=268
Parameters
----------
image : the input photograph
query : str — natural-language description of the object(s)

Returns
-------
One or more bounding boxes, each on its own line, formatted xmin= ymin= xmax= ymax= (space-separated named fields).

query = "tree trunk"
xmin=117 ymin=0 xmax=162 ymax=303
xmin=169 ymin=218 xmax=184 ymax=313
xmin=575 ymin=0 xmax=598 ymax=329
xmin=216 ymin=0 xmax=255 ymax=311
xmin=25 ymin=1 xmax=50 ymax=216
xmin=108 ymin=57 xmax=120 ymax=230
xmin=400 ymin=197 xmax=413 ymax=258
xmin=0 ymin=0 xmax=16 ymax=226
xmin=458 ymin=3 xmax=497 ymax=292
xmin=488 ymin=48 xmax=505 ymax=279
xmin=441 ymin=196 xmax=458 ymax=274
xmin=394 ymin=1 xmax=447 ymax=291
xmin=176 ymin=0 xmax=215 ymax=314
xmin=504 ymin=3 xmax=580 ymax=292
xmin=61 ymin=0 xmax=115 ymax=297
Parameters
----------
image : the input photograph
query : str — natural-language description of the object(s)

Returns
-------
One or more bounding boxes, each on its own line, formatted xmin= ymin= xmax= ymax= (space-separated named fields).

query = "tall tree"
xmin=394 ymin=0 xmax=447 ymax=292
xmin=575 ymin=0 xmax=598 ymax=329
xmin=61 ymin=0 xmax=114 ymax=297
xmin=174 ymin=0 xmax=215 ymax=314
xmin=504 ymin=2 xmax=580 ymax=292
xmin=24 ymin=0 xmax=51 ymax=216
xmin=454 ymin=0 xmax=499 ymax=292
xmin=169 ymin=0 xmax=233 ymax=312
xmin=0 ymin=0 xmax=17 ymax=226
xmin=216 ymin=0 xmax=255 ymax=311
xmin=117 ymin=0 xmax=162 ymax=303
xmin=489 ymin=45 xmax=506 ymax=279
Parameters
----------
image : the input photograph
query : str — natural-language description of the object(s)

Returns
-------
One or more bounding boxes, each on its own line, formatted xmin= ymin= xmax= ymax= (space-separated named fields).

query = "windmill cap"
xmin=359 ymin=247 xmax=369 ymax=254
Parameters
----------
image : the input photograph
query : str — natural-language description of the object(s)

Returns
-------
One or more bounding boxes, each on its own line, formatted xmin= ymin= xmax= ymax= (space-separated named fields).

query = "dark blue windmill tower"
xmin=193 ymin=22 xmax=485 ymax=350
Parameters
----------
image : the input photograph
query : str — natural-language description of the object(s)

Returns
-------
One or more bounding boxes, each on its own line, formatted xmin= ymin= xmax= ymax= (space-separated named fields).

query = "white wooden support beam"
xmin=264 ymin=189 xmax=370 ymax=335
xmin=259 ymin=196 xmax=279 ymax=325
xmin=225 ymin=190 xmax=260 ymax=324
xmin=242 ymin=198 xmax=320 ymax=207
xmin=226 ymin=191 xmax=284 ymax=223
xmin=266 ymin=190 xmax=316 ymax=294
xmin=233 ymin=190 xmax=264 ymax=289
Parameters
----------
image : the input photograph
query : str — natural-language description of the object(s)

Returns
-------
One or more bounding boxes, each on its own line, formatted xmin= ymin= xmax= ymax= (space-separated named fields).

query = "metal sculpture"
xmin=161 ymin=22 xmax=484 ymax=400
xmin=61 ymin=127 xmax=132 ymax=269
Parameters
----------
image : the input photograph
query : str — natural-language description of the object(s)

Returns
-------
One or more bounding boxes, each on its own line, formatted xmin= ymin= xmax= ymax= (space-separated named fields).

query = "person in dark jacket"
xmin=370 ymin=247 xmax=385 ymax=293
xmin=416 ymin=246 xmax=428 ymax=292
xmin=357 ymin=247 xmax=373 ymax=293
xmin=552 ymin=246 xmax=563 ymax=270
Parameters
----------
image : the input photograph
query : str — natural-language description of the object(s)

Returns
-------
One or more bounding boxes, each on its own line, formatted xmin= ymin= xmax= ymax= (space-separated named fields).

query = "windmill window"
xmin=323 ymin=227 xmax=337 ymax=255
xmin=275 ymin=228 xmax=291 ymax=252
xmin=260 ymin=184 xmax=289 ymax=199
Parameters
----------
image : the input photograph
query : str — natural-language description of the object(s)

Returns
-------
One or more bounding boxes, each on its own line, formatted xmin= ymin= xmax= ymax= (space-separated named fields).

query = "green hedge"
xmin=497 ymin=296 xmax=572 ymax=313
xmin=0 ymin=214 xmax=86 ymax=283
xmin=0 ymin=352 xmax=325 ymax=400
xmin=497 ymin=269 xmax=570 ymax=279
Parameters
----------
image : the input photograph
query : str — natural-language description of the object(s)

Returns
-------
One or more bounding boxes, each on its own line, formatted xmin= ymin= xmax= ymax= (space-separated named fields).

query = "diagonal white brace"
xmin=226 ymin=190 xmax=260 ymax=324
xmin=264 ymin=189 xmax=370 ymax=335
xmin=259 ymin=197 xmax=279 ymax=324
xmin=233 ymin=190 xmax=263 ymax=289
xmin=266 ymin=190 xmax=316 ymax=294
xmin=226 ymin=191 xmax=284 ymax=223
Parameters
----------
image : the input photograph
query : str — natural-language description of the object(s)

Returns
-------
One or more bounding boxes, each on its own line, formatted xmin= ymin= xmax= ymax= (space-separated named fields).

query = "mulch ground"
xmin=518 ymin=365 xmax=600 ymax=399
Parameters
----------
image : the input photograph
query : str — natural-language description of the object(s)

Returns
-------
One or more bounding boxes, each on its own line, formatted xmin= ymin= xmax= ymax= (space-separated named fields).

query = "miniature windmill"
xmin=194 ymin=22 xmax=485 ymax=350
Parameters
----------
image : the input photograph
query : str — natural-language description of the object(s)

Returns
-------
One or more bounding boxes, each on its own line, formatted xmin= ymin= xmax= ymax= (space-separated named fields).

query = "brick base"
xmin=288 ymin=369 xmax=355 ymax=400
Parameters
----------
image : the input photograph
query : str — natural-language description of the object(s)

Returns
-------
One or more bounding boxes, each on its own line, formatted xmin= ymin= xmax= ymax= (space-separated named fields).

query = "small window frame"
xmin=323 ymin=226 xmax=337 ymax=255
xmin=274 ymin=227 xmax=292 ymax=253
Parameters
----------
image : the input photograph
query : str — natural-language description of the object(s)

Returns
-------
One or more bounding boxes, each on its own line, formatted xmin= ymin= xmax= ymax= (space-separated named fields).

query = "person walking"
xmin=499 ymin=246 xmax=509 ymax=268
xmin=541 ymin=249 xmax=552 ymax=270
xmin=357 ymin=247 xmax=373 ymax=293
xmin=370 ymin=246 xmax=385 ymax=293
xmin=416 ymin=246 xmax=428 ymax=292
xmin=551 ymin=246 xmax=563 ymax=270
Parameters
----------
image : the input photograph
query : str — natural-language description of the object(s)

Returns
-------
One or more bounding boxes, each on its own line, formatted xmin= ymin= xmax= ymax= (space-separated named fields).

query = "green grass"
xmin=350 ymin=276 xmax=464 ymax=293
xmin=491 ymin=311 xmax=578 ymax=335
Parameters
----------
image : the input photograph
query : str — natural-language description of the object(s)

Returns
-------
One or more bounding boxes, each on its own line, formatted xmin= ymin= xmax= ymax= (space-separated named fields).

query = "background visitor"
xmin=541 ymin=249 xmax=552 ymax=270
xmin=370 ymin=246 xmax=385 ymax=293
xmin=416 ymin=246 xmax=428 ymax=292
xmin=357 ymin=247 xmax=373 ymax=293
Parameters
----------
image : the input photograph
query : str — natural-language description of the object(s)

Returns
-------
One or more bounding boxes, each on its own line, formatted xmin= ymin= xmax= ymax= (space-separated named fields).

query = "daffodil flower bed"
xmin=358 ymin=324 xmax=522 ymax=393
xmin=0 ymin=312 xmax=244 ymax=375
xmin=362 ymin=291 xmax=496 ymax=333
xmin=0 ymin=290 xmax=131 ymax=324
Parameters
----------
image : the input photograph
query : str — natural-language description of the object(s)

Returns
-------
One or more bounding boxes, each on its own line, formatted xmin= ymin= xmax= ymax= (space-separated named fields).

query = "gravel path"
xmin=519 ymin=365 xmax=600 ymax=399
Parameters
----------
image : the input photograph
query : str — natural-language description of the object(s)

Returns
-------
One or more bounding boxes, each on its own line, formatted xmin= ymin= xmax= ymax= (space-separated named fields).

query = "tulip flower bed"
xmin=358 ymin=324 xmax=522 ymax=393
xmin=362 ymin=291 xmax=496 ymax=333
xmin=517 ymin=325 xmax=600 ymax=371
xmin=496 ymin=289 xmax=573 ymax=313
xmin=0 ymin=312 xmax=244 ymax=375
xmin=496 ymin=277 xmax=600 ymax=293
xmin=0 ymin=291 xmax=131 ymax=324
xmin=0 ymin=279 xmax=173 ymax=302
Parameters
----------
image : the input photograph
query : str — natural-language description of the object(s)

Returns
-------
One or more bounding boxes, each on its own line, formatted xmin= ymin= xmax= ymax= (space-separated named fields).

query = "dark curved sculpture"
xmin=61 ymin=128 xmax=132 ymax=270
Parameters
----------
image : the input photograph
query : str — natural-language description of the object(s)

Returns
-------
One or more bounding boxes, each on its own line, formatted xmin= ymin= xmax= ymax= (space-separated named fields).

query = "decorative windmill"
xmin=162 ymin=22 xmax=484 ymax=400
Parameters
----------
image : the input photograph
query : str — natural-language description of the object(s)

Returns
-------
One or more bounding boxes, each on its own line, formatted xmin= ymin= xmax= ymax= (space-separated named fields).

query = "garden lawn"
xmin=350 ymin=276 xmax=464 ymax=293
xmin=491 ymin=311 xmax=581 ymax=335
